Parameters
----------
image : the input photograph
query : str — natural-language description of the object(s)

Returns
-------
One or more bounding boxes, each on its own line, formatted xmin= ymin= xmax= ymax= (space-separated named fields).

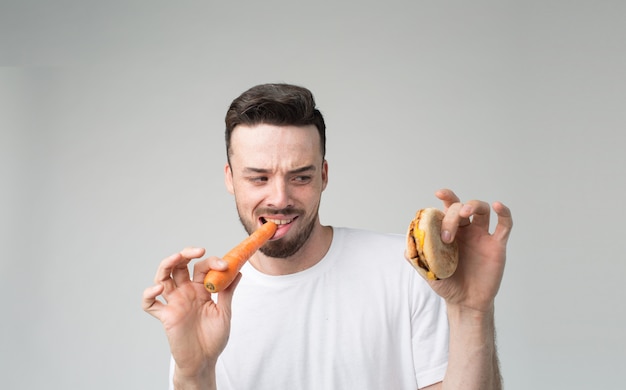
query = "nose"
xmin=266 ymin=179 xmax=293 ymax=210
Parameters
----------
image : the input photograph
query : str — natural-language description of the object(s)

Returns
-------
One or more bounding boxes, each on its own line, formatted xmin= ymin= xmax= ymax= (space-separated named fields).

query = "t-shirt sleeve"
xmin=409 ymin=275 xmax=449 ymax=387
xmin=168 ymin=355 xmax=174 ymax=390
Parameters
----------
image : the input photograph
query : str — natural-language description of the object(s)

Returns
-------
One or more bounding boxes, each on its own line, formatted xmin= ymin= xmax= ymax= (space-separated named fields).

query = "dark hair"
xmin=225 ymin=83 xmax=326 ymax=161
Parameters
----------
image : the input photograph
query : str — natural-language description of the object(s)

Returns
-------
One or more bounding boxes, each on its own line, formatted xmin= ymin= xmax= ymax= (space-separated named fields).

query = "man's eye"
xmin=293 ymin=176 xmax=312 ymax=183
xmin=249 ymin=176 xmax=268 ymax=183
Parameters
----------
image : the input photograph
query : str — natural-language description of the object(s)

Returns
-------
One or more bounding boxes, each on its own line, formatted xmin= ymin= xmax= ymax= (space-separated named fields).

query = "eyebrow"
xmin=243 ymin=165 xmax=317 ymax=174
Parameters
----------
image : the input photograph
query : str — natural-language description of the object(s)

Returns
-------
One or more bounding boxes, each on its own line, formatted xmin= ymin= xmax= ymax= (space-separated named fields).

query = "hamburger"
xmin=406 ymin=208 xmax=459 ymax=280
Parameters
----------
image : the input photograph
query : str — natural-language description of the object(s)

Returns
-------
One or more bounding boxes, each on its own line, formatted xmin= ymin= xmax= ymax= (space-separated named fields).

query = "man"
xmin=142 ymin=83 xmax=513 ymax=389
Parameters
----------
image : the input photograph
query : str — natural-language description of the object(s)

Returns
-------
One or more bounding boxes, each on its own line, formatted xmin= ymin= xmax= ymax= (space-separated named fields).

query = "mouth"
xmin=260 ymin=216 xmax=297 ymax=240
xmin=261 ymin=216 xmax=296 ymax=225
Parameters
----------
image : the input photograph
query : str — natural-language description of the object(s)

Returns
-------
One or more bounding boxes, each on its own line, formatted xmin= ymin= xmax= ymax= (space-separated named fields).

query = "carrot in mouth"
xmin=204 ymin=221 xmax=278 ymax=293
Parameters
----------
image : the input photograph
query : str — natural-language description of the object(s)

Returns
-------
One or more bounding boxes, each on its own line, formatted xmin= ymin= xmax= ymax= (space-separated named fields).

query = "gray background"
xmin=1 ymin=1 xmax=625 ymax=389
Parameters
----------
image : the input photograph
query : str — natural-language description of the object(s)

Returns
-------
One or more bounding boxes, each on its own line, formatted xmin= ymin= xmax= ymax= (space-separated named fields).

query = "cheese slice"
xmin=415 ymin=228 xmax=437 ymax=280
xmin=414 ymin=228 xmax=425 ymax=249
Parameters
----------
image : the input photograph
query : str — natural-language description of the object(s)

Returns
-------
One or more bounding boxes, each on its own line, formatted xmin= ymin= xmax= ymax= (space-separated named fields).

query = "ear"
xmin=224 ymin=163 xmax=234 ymax=194
xmin=321 ymin=160 xmax=329 ymax=191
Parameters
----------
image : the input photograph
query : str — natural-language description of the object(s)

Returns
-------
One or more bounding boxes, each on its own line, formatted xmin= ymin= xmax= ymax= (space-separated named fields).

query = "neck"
xmin=249 ymin=223 xmax=333 ymax=276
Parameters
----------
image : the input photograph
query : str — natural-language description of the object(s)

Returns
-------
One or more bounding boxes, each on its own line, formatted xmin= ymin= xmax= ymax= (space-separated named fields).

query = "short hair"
xmin=225 ymin=83 xmax=326 ymax=161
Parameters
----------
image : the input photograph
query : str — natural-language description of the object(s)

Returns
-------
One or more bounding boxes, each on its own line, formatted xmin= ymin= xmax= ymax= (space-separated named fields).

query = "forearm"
xmin=442 ymin=304 xmax=502 ymax=390
xmin=173 ymin=363 xmax=217 ymax=390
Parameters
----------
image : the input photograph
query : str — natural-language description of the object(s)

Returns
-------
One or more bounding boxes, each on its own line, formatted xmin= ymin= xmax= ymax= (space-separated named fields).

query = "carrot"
xmin=204 ymin=221 xmax=278 ymax=293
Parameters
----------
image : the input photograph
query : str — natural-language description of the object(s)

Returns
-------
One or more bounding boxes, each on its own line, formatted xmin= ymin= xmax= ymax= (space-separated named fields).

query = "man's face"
xmin=225 ymin=124 xmax=328 ymax=258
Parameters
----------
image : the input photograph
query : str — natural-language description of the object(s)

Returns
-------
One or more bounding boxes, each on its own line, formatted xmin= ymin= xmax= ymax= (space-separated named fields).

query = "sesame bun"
xmin=406 ymin=208 xmax=459 ymax=280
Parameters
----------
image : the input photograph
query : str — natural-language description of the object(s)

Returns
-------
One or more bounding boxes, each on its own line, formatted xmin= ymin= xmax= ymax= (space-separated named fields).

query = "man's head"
xmin=225 ymin=83 xmax=326 ymax=163
xmin=224 ymin=84 xmax=329 ymax=260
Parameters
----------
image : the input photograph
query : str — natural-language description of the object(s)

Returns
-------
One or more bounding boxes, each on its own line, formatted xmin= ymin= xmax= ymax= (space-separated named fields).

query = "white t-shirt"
xmin=170 ymin=227 xmax=449 ymax=389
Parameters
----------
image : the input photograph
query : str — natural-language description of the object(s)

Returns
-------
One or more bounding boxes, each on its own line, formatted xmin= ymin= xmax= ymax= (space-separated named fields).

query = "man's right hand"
xmin=142 ymin=247 xmax=240 ymax=387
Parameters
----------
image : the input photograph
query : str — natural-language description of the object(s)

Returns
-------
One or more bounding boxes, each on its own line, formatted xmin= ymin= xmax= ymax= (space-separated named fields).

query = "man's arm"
xmin=172 ymin=365 xmax=217 ymax=390
xmin=442 ymin=305 xmax=501 ymax=389
xmin=421 ymin=189 xmax=512 ymax=390
xmin=142 ymin=247 xmax=240 ymax=390
xmin=420 ymin=305 xmax=501 ymax=390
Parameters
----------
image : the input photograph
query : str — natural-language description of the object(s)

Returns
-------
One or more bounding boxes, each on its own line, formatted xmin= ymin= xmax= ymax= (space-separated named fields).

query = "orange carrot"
xmin=204 ymin=221 xmax=278 ymax=293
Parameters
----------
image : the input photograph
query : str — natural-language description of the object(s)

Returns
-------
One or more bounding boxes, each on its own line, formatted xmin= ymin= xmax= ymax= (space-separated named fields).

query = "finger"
xmin=171 ymin=262 xmax=191 ymax=286
xmin=141 ymin=284 xmax=165 ymax=316
xmin=154 ymin=248 xmax=205 ymax=290
xmin=435 ymin=188 xmax=461 ymax=210
xmin=171 ymin=247 xmax=205 ymax=286
xmin=492 ymin=201 xmax=513 ymax=242
xmin=180 ymin=246 xmax=206 ymax=260
xmin=440 ymin=202 xmax=466 ymax=243
xmin=153 ymin=254 xmax=180 ymax=295
xmin=192 ymin=256 xmax=229 ymax=284
xmin=462 ymin=200 xmax=491 ymax=231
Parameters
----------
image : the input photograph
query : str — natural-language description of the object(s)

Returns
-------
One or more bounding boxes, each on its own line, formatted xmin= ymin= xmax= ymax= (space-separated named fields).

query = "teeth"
xmin=265 ymin=218 xmax=292 ymax=225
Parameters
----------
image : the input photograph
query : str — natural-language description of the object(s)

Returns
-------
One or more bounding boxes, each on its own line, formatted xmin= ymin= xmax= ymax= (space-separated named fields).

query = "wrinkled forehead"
xmin=229 ymin=124 xmax=323 ymax=169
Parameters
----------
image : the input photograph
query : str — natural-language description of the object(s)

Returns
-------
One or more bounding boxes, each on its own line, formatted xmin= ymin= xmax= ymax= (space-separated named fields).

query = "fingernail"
xmin=441 ymin=230 xmax=452 ymax=243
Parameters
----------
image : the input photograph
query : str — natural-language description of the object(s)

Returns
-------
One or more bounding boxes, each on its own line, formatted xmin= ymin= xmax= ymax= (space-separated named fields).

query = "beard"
xmin=259 ymin=212 xmax=316 ymax=258
xmin=237 ymin=206 xmax=318 ymax=259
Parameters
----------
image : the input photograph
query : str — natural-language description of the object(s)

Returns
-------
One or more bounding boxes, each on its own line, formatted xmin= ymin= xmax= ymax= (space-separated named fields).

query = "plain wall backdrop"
xmin=1 ymin=1 xmax=625 ymax=388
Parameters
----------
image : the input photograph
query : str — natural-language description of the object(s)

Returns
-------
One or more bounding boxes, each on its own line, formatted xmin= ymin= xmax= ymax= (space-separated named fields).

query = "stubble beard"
xmin=237 ymin=206 xmax=318 ymax=259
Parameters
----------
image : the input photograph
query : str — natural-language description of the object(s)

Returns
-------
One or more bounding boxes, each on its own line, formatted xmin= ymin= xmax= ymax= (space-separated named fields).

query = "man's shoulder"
xmin=331 ymin=226 xmax=406 ymax=259
xmin=334 ymin=226 xmax=405 ymax=246
xmin=329 ymin=226 xmax=436 ymax=298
